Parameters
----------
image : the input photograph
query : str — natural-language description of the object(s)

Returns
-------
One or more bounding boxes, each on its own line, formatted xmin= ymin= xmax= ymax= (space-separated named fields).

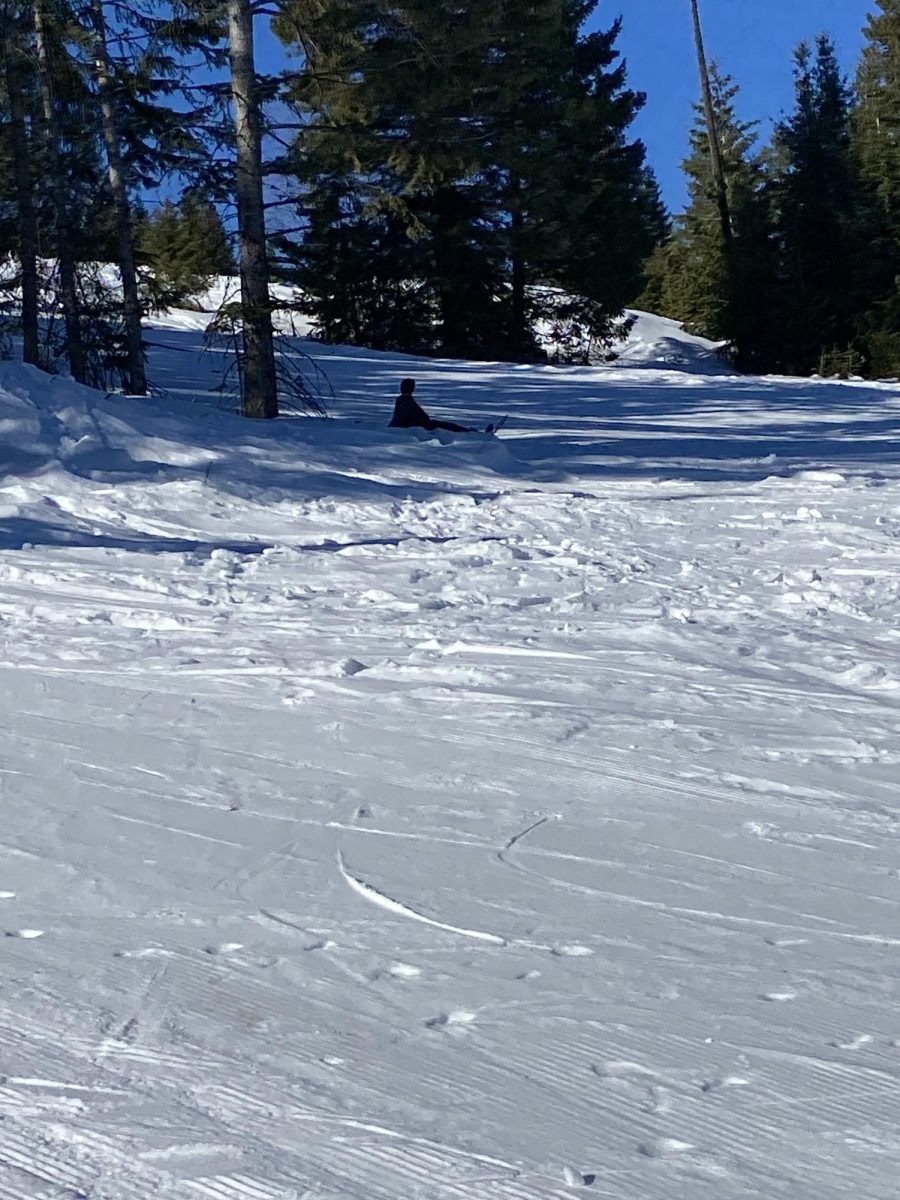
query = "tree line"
xmin=644 ymin=1 xmax=900 ymax=380
xmin=1 ymin=0 xmax=668 ymax=417
xmin=1 ymin=2 xmax=898 ymax=425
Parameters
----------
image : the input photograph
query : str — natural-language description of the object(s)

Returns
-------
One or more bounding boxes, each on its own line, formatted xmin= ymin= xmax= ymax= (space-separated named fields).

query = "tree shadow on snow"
xmin=0 ymin=514 xmax=506 ymax=558
xmin=246 ymin=332 xmax=900 ymax=485
xmin=5 ymin=327 xmax=899 ymax=504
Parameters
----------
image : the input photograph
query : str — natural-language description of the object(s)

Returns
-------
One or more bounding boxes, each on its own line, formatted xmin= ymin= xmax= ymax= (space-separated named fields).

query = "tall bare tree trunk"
xmin=33 ymin=0 xmax=87 ymax=383
xmin=2 ymin=16 xmax=40 ymax=367
xmin=89 ymin=0 xmax=146 ymax=395
xmin=689 ymin=0 xmax=732 ymax=247
xmin=226 ymin=0 xmax=279 ymax=418
xmin=509 ymin=176 xmax=528 ymax=361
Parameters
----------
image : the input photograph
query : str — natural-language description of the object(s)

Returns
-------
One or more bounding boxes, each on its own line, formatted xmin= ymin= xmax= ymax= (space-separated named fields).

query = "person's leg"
xmin=427 ymin=420 xmax=473 ymax=433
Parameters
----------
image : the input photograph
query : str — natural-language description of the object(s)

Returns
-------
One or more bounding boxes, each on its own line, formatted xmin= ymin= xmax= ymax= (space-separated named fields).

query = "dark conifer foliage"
xmin=640 ymin=66 xmax=774 ymax=369
xmin=1 ymin=2 xmax=41 ymax=365
xmin=770 ymin=36 xmax=893 ymax=376
xmin=856 ymin=0 xmax=900 ymax=234
xmin=274 ymin=0 xmax=661 ymax=361
xmin=648 ymin=27 xmax=899 ymax=380
xmin=854 ymin=0 xmax=900 ymax=376
xmin=0 ymin=0 xmax=225 ymax=389
xmin=138 ymin=193 xmax=234 ymax=303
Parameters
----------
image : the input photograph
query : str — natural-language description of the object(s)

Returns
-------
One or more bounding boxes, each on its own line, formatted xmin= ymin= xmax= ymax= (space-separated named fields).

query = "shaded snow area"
xmin=2 ymin=312 xmax=900 ymax=1200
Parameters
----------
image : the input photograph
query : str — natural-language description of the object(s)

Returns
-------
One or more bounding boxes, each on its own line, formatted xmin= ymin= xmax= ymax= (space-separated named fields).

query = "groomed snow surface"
xmin=1 ymin=305 xmax=900 ymax=1199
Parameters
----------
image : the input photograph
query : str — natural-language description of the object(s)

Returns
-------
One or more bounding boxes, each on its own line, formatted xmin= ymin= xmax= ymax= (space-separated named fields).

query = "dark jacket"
xmin=389 ymin=393 xmax=433 ymax=429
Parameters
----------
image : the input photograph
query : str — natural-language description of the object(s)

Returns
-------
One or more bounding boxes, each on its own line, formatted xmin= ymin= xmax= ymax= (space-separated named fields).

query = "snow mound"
xmin=615 ymin=309 xmax=727 ymax=373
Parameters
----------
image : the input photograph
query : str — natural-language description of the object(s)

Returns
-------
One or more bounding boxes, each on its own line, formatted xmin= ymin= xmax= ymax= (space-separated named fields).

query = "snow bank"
xmin=616 ymin=308 xmax=726 ymax=372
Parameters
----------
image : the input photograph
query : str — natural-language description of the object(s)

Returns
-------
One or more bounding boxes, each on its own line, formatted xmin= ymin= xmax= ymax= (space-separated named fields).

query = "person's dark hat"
xmin=400 ymin=378 xmax=416 ymax=394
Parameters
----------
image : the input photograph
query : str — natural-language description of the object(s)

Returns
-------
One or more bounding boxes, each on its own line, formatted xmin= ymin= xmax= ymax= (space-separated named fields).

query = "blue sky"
xmin=607 ymin=0 xmax=874 ymax=211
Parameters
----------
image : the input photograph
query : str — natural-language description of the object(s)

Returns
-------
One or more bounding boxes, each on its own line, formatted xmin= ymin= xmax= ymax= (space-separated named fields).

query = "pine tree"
xmin=856 ymin=0 xmax=900 ymax=233
xmin=0 ymin=0 xmax=229 ymax=384
xmin=1 ymin=1 xmax=40 ymax=366
xmin=139 ymin=194 xmax=234 ymax=302
xmin=277 ymin=0 xmax=659 ymax=361
xmin=641 ymin=65 xmax=773 ymax=368
xmin=855 ymin=0 xmax=900 ymax=375
xmin=33 ymin=0 xmax=88 ymax=383
xmin=85 ymin=0 xmax=146 ymax=393
xmin=771 ymin=36 xmax=892 ymax=375
xmin=689 ymin=0 xmax=732 ymax=248
xmin=489 ymin=5 xmax=666 ymax=357
xmin=278 ymin=0 xmax=512 ymax=356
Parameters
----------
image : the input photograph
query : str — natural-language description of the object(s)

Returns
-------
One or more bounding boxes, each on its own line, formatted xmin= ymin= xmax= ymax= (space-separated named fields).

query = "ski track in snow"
xmin=337 ymin=849 xmax=507 ymax=945
xmin=1 ymin=311 xmax=900 ymax=1198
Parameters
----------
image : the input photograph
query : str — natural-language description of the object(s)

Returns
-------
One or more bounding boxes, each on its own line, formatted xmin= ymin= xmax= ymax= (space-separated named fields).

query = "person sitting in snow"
xmin=389 ymin=378 xmax=474 ymax=433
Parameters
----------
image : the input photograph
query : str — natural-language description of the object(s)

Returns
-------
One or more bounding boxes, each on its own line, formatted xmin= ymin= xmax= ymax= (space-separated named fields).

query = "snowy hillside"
xmin=2 ymin=310 xmax=900 ymax=1200
xmin=146 ymin=277 xmax=727 ymax=372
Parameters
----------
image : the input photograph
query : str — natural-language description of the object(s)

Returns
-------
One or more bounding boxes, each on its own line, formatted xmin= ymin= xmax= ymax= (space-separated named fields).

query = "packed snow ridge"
xmin=1 ymin=300 xmax=900 ymax=1200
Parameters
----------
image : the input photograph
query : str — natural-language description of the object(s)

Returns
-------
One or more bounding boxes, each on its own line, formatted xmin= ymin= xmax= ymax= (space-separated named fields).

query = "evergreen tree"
xmin=771 ymin=36 xmax=892 ymax=375
xmin=278 ymin=0 xmax=509 ymax=358
xmin=277 ymin=0 xmax=660 ymax=361
xmin=0 ymin=0 xmax=241 ymax=387
xmin=1 ymin=1 xmax=40 ymax=365
xmin=855 ymin=0 xmax=900 ymax=375
xmin=856 ymin=0 xmax=900 ymax=233
xmin=33 ymin=0 xmax=89 ymax=382
xmin=66 ymin=0 xmax=226 ymax=391
xmin=139 ymin=193 xmax=234 ymax=302
xmin=226 ymin=0 xmax=279 ymax=417
xmin=490 ymin=7 xmax=667 ymax=357
xmin=640 ymin=65 xmax=774 ymax=369
xmin=84 ymin=0 xmax=147 ymax=393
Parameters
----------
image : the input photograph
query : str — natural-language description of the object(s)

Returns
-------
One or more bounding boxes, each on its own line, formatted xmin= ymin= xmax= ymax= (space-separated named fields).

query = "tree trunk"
xmin=689 ymin=0 xmax=732 ymax=247
xmin=226 ymin=0 xmax=279 ymax=419
xmin=431 ymin=190 xmax=468 ymax=359
xmin=2 ymin=20 xmax=40 ymax=368
xmin=89 ymin=0 xmax=146 ymax=395
xmin=33 ymin=0 xmax=87 ymax=384
xmin=509 ymin=177 xmax=528 ymax=361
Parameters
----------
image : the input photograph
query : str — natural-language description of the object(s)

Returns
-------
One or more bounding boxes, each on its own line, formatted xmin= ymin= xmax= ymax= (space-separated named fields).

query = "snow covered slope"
xmin=1 ymin=317 xmax=900 ymax=1200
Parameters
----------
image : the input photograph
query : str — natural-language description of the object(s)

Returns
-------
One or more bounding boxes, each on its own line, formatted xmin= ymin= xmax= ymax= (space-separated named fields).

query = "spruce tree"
xmin=278 ymin=0 xmax=511 ymax=357
xmin=641 ymin=65 xmax=774 ymax=369
xmin=140 ymin=194 xmax=234 ymax=302
xmin=277 ymin=0 xmax=659 ymax=361
xmin=1 ymin=2 xmax=40 ymax=366
xmin=771 ymin=36 xmax=891 ymax=375
xmin=856 ymin=0 xmax=900 ymax=233
xmin=487 ymin=6 xmax=666 ymax=358
xmin=855 ymin=0 xmax=900 ymax=375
